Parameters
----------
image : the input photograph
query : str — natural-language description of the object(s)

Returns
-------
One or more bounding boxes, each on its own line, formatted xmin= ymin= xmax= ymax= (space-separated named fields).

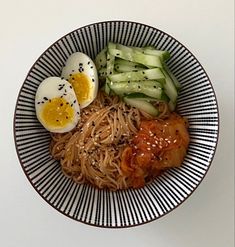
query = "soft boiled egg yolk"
xmin=35 ymin=77 xmax=80 ymax=133
xmin=40 ymin=97 xmax=74 ymax=128
xmin=61 ymin=52 xmax=98 ymax=109
xmin=68 ymin=73 xmax=92 ymax=105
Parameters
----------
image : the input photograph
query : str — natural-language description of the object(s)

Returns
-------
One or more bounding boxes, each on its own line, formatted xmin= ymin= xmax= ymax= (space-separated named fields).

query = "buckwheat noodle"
xmin=50 ymin=91 xmax=169 ymax=190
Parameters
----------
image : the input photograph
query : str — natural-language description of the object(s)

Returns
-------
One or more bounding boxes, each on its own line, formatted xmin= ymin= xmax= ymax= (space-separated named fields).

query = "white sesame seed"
xmin=147 ymin=148 xmax=151 ymax=151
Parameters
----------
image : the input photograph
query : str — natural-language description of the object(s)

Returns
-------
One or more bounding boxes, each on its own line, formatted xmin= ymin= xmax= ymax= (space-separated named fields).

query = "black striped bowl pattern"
xmin=14 ymin=21 xmax=219 ymax=228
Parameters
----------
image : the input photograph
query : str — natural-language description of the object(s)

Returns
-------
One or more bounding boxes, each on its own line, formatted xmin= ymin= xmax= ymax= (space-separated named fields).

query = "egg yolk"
xmin=68 ymin=73 xmax=92 ymax=104
xmin=40 ymin=98 xmax=74 ymax=127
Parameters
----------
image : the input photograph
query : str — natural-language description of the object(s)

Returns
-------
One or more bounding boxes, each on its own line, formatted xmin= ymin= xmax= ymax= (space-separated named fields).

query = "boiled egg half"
xmin=61 ymin=52 xmax=98 ymax=108
xmin=35 ymin=77 xmax=80 ymax=133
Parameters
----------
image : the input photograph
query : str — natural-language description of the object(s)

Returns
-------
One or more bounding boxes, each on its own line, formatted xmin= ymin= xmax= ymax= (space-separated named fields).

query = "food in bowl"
xmin=35 ymin=42 xmax=190 ymax=190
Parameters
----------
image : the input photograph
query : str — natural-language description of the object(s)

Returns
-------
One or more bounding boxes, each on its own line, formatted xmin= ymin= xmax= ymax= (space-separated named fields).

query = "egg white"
xmin=61 ymin=52 xmax=98 ymax=108
xmin=35 ymin=77 xmax=80 ymax=133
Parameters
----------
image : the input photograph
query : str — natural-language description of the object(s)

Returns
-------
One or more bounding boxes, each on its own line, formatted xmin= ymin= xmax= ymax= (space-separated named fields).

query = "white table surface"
xmin=0 ymin=0 xmax=234 ymax=246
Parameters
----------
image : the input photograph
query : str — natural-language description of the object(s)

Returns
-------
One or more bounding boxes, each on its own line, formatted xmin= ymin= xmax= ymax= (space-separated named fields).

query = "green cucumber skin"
xmin=105 ymin=43 xmax=116 ymax=95
xmin=108 ymin=47 xmax=163 ymax=68
xmin=123 ymin=97 xmax=159 ymax=116
xmin=109 ymin=81 xmax=163 ymax=99
xmin=108 ymin=68 xmax=165 ymax=83
xmin=95 ymin=42 xmax=179 ymax=111
xmin=114 ymin=64 xmax=144 ymax=73
xmin=95 ymin=47 xmax=107 ymax=70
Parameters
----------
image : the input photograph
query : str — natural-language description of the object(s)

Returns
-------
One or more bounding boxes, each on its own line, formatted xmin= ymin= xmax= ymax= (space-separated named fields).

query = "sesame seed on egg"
xmin=35 ymin=77 xmax=80 ymax=133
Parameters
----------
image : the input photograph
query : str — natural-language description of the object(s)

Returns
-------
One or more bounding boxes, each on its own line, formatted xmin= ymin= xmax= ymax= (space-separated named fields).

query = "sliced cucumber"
xmin=105 ymin=43 xmax=116 ymax=95
xmin=161 ymin=69 xmax=178 ymax=107
xmin=123 ymin=97 xmax=159 ymax=116
xmin=108 ymin=68 xmax=165 ymax=83
xmin=98 ymin=67 xmax=107 ymax=85
xmin=123 ymin=92 xmax=162 ymax=101
xmin=168 ymin=100 xmax=176 ymax=111
xmin=108 ymin=47 xmax=163 ymax=68
xmin=163 ymin=63 xmax=181 ymax=90
xmin=104 ymin=80 xmax=111 ymax=95
xmin=115 ymin=58 xmax=145 ymax=68
xmin=109 ymin=80 xmax=163 ymax=99
xmin=133 ymin=47 xmax=170 ymax=61
xmin=95 ymin=47 xmax=107 ymax=70
xmin=114 ymin=64 xmax=145 ymax=73
xmin=98 ymin=67 xmax=107 ymax=76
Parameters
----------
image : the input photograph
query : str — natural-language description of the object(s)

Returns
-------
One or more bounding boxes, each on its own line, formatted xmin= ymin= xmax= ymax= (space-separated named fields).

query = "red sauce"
xmin=121 ymin=113 xmax=190 ymax=188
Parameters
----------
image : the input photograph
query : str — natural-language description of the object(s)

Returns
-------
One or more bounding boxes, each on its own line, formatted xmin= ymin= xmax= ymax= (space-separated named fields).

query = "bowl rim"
xmin=13 ymin=20 xmax=220 ymax=228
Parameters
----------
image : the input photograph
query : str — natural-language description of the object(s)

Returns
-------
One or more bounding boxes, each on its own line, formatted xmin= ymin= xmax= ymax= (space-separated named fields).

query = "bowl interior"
xmin=14 ymin=21 xmax=219 ymax=227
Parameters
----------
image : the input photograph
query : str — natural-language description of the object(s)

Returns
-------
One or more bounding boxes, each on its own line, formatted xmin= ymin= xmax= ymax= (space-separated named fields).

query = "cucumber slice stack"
xmin=95 ymin=42 xmax=180 ymax=115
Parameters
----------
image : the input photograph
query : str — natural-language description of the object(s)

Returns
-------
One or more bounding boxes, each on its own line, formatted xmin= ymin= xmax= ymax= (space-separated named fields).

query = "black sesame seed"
xmin=90 ymin=66 xmax=93 ymax=69
xmin=60 ymin=96 xmax=63 ymax=98
xmin=142 ymin=71 xmax=145 ymax=74
xmin=73 ymin=100 xmax=76 ymax=103
xmin=56 ymin=120 xmax=59 ymax=122
xmin=70 ymin=85 xmax=72 ymax=89
xmin=144 ymin=76 xmax=148 ymax=80
xmin=61 ymin=77 xmax=64 ymax=80
xmin=64 ymin=89 xmax=67 ymax=92
xmin=109 ymin=71 xmax=112 ymax=75
xmin=37 ymin=102 xmax=40 ymax=104
xmin=128 ymin=80 xmax=130 ymax=83
xmin=79 ymin=63 xmax=83 ymax=66
xmin=153 ymin=86 xmax=157 ymax=88
xmin=92 ymin=79 xmax=95 ymax=82
xmin=72 ymin=69 xmax=75 ymax=72
xmin=138 ymin=86 xmax=141 ymax=89
xmin=49 ymin=99 xmax=51 ymax=103
xmin=100 ymin=59 xmax=102 ymax=62
xmin=58 ymin=87 xmax=63 ymax=90
xmin=77 ymin=112 xmax=80 ymax=115
xmin=71 ymin=103 xmax=73 ymax=107
xmin=41 ymin=101 xmax=44 ymax=104
xmin=66 ymin=102 xmax=69 ymax=105
xmin=116 ymin=53 xmax=120 ymax=56
xmin=88 ymin=61 xmax=90 ymax=64
xmin=66 ymin=116 xmax=68 ymax=119
xmin=69 ymin=74 xmax=72 ymax=76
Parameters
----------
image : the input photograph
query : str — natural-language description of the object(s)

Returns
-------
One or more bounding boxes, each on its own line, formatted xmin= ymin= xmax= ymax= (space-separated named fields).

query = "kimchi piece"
xmin=121 ymin=113 xmax=190 ymax=188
